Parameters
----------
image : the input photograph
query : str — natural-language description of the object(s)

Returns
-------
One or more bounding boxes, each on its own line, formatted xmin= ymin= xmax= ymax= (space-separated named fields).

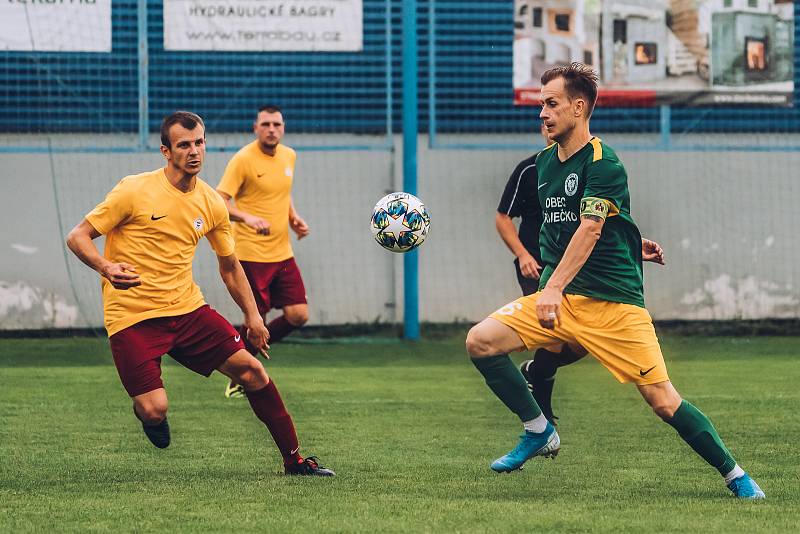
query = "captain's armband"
xmin=580 ymin=197 xmax=615 ymax=221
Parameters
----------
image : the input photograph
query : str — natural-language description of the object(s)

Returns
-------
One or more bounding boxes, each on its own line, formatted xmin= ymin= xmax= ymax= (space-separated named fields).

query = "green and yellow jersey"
xmin=535 ymin=137 xmax=645 ymax=307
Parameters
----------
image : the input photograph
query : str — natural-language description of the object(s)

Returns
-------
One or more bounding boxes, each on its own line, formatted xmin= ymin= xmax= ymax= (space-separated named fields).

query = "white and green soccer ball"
xmin=370 ymin=192 xmax=430 ymax=253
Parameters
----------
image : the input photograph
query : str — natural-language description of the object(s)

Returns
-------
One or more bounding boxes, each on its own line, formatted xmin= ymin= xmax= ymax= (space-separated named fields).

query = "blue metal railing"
xmin=0 ymin=0 xmax=798 ymax=150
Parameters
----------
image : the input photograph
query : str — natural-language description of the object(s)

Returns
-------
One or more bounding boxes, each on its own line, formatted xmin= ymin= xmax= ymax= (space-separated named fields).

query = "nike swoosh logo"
xmin=639 ymin=365 xmax=657 ymax=377
xmin=257 ymin=172 xmax=265 ymax=177
xmin=538 ymin=182 xmax=548 ymax=190
xmin=150 ymin=215 xmax=167 ymax=220
xmin=290 ymin=447 xmax=300 ymax=455
xmin=234 ymin=335 xmax=241 ymax=342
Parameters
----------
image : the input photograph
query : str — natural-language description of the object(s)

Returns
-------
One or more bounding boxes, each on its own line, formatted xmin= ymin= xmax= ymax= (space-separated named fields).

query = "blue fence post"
xmin=660 ymin=104 xmax=671 ymax=150
xmin=137 ymin=0 xmax=149 ymax=150
xmin=428 ymin=0 xmax=437 ymax=148
xmin=402 ymin=0 xmax=420 ymax=341
xmin=385 ymin=0 xmax=394 ymax=145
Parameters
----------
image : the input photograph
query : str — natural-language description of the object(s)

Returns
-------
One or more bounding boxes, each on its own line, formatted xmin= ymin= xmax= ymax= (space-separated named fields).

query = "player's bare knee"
xmin=135 ymin=403 xmax=167 ymax=425
xmin=640 ymin=382 xmax=681 ymax=420
xmin=466 ymin=325 xmax=494 ymax=358
xmin=286 ymin=313 xmax=308 ymax=327
xmin=652 ymin=403 xmax=677 ymax=420
xmin=285 ymin=308 xmax=308 ymax=326
xmin=645 ymin=396 xmax=679 ymax=420
xmin=237 ymin=357 xmax=269 ymax=390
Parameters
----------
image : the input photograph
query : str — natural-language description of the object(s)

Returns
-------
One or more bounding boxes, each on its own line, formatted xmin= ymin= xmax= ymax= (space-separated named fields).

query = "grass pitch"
xmin=1 ymin=334 xmax=798 ymax=533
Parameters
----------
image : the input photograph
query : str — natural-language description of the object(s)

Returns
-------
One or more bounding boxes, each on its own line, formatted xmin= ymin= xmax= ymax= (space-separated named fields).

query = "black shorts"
xmin=514 ymin=257 xmax=541 ymax=296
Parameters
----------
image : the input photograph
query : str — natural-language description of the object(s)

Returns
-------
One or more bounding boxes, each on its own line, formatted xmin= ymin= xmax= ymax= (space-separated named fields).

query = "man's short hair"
xmin=257 ymin=104 xmax=282 ymax=116
xmin=541 ymin=62 xmax=599 ymax=118
xmin=160 ymin=111 xmax=205 ymax=148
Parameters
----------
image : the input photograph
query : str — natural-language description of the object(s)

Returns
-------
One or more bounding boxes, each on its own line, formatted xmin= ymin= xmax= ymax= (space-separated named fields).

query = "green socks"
xmin=471 ymin=354 xmax=542 ymax=422
xmin=666 ymin=400 xmax=736 ymax=476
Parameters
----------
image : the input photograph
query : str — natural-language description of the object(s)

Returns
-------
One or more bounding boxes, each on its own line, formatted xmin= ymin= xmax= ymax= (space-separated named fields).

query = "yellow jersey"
xmin=216 ymin=141 xmax=296 ymax=262
xmin=85 ymin=168 xmax=235 ymax=336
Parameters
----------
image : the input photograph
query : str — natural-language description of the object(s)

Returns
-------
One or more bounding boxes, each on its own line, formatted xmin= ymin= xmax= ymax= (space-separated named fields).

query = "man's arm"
xmin=217 ymin=190 xmax=271 ymax=235
xmin=217 ymin=253 xmax=270 ymax=356
xmin=65 ymin=219 xmax=141 ymax=290
xmin=495 ymin=212 xmax=541 ymax=279
xmin=289 ymin=197 xmax=309 ymax=239
xmin=536 ymin=215 xmax=604 ymax=328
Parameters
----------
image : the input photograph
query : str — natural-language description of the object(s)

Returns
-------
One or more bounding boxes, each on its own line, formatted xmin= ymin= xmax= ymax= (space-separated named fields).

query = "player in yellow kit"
xmin=66 ymin=111 xmax=333 ymax=476
xmin=217 ymin=104 xmax=311 ymax=398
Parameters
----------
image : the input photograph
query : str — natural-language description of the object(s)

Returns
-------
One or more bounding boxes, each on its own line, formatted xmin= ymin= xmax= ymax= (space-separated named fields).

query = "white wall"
xmin=1 ymin=133 xmax=798 ymax=330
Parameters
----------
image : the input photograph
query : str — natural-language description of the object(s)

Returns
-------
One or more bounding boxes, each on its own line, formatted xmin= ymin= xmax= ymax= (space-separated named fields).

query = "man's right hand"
xmin=244 ymin=316 xmax=271 ymax=359
xmin=535 ymin=285 xmax=562 ymax=329
xmin=517 ymin=251 xmax=542 ymax=280
xmin=244 ymin=214 xmax=271 ymax=235
xmin=101 ymin=262 xmax=141 ymax=290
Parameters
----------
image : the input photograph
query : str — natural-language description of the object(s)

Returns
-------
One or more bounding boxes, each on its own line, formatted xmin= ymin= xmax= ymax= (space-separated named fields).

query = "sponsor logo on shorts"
xmin=639 ymin=365 xmax=657 ymax=377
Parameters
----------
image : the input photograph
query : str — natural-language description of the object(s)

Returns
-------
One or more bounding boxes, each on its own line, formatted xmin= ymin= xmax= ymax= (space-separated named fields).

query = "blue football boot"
xmin=727 ymin=473 xmax=765 ymax=499
xmin=490 ymin=421 xmax=560 ymax=472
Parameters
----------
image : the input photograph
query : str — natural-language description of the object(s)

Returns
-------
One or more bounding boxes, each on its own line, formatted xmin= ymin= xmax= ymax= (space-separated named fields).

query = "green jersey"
xmin=536 ymin=137 xmax=645 ymax=307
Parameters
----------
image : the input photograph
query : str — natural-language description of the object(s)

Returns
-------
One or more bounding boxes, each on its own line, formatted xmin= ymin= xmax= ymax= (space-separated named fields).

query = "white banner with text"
xmin=163 ymin=0 xmax=363 ymax=51
xmin=0 ymin=0 xmax=111 ymax=52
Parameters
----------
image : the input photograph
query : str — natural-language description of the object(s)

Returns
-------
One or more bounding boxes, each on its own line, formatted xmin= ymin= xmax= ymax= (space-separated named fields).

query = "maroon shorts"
xmin=241 ymin=258 xmax=307 ymax=316
xmin=108 ymin=304 xmax=245 ymax=397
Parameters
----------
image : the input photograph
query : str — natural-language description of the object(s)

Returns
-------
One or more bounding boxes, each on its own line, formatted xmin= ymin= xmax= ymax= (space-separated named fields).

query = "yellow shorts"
xmin=490 ymin=293 xmax=669 ymax=385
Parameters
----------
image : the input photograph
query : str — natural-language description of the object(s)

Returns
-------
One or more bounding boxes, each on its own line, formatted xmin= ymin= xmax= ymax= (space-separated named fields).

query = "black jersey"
xmin=497 ymin=152 xmax=544 ymax=262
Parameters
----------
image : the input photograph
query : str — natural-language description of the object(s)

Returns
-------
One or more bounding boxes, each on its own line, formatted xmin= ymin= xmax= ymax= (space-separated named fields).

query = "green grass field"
xmin=1 ymin=334 xmax=798 ymax=533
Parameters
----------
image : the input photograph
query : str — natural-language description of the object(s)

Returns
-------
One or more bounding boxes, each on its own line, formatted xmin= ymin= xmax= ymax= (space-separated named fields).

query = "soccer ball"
xmin=370 ymin=192 xmax=430 ymax=253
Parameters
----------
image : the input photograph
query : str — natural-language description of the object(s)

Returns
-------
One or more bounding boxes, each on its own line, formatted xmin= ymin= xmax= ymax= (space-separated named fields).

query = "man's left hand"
xmin=290 ymin=216 xmax=310 ymax=239
xmin=642 ymin=238 xmax=665 ymax=265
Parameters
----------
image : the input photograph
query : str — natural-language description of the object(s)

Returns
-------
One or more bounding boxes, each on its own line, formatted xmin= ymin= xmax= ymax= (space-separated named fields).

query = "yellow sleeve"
xmin=216 ymin=153 xmax=246 ymax=199
xmin=85 ymin=177 xmax=134 ymax=235
xmin=206 ymin=192 xmax=236 ymax=257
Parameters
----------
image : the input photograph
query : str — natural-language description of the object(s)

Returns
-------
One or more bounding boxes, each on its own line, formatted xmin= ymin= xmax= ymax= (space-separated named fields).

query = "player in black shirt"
xmin=495 ymin=124 xmax=585 ymax=424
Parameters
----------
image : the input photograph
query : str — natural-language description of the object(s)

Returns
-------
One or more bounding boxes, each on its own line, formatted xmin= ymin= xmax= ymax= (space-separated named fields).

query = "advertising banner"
xmin=164 ymin=0 xmax=363 ymax=51
xmin=513 ymin=0 xmax=795 ymax=106
xmin=0 ymin=0 xmax=111 ymax=52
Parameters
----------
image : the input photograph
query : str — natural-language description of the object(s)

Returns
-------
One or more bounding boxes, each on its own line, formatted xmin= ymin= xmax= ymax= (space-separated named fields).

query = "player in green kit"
xmin=466 ymin=63 xmax=764 ymax=499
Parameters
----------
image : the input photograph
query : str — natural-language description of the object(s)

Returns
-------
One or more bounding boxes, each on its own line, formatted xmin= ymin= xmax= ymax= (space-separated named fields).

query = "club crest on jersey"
xmin=193 ymin=217 xmax=204 ymax=231
xmin=565 ymin=173 xmax=579 ymax=196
